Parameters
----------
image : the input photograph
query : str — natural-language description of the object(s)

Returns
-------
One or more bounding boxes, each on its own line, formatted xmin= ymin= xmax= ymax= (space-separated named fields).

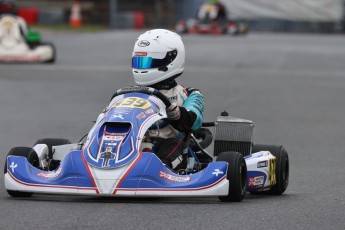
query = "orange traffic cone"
xmin=69 ymin=0 xmax=82 ymax=28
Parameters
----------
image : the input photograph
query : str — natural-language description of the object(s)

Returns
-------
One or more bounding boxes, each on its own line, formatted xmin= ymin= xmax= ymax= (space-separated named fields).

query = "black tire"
xmin=27 ymin=41 xmax=40 ymax=49
xmin=4 ymin=147 xmax=39 ymax=197
xmin=217 ymin=151 xmax=247 ymax=202
xmin=252 ymin=144 xmax=289 ymax=195
xmin=34 ymin=138 xmax=71 ymax=158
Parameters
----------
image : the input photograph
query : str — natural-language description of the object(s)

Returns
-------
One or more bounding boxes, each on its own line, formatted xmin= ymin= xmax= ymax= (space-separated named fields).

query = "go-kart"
xmin=175 ymin=2 xmax=249 ymax=36
xmin=4 ymin=87 xmax=289 ymax=202
xmin=176 ymin=18 xmax=249 ymax=36
xmin=0 ymin=14 xmax=55 ymax=63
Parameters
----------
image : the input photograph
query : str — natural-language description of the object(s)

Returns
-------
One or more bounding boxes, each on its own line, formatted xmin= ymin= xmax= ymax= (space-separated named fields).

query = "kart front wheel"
xmin=217 ymin=151 xmax=247 ymax=202
xmin=34 ymin=138 xmax=71 ymax=158
xmin=4 ymin=147 xmax=39 ymax=197
xmin=252 ymin=145 xmax=289 ymax=195
xmin=43 ymin=43 xmax=56 ymax=63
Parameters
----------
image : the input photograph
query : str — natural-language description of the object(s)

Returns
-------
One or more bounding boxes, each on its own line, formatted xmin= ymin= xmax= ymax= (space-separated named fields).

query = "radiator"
xmin=214 ymin=116 xmax=254 ymax=156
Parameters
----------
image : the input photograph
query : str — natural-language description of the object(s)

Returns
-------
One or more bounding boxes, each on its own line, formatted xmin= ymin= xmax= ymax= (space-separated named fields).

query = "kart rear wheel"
xmin=4 ymin=147 xmax=39 ymax=197
xmin=252 ymin=145 xmax=289 ymax=195
xmin=217 ymin=151 xmax=247 ymax=202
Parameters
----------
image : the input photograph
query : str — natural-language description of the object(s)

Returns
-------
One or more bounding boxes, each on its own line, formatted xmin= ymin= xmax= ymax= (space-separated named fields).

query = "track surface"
xmin=1 ymin=31 xmax=345 ymax=229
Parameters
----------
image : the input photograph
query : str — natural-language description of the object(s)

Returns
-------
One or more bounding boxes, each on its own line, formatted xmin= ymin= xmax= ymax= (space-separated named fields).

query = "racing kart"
xmin=0 ymin=14 xmax=56 ymax=63
xmin=176 ymin=18 xmax=249 ymax=36
xmin=4 ymin=87 xmax=289 ymax=202
xmin=175 ymin=3 xmax=249 ymax=36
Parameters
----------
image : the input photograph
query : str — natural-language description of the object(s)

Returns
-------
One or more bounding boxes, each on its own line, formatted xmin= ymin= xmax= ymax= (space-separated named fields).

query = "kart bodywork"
xmin=0 ymin=14 xmax=55 ymax=63
xmin=4 ymin=87 xmax=288 ymax=201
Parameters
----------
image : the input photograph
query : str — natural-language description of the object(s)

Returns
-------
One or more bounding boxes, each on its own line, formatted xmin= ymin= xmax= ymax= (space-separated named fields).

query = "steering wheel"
xmin=111 ymin=86 xmax=171 ymax=108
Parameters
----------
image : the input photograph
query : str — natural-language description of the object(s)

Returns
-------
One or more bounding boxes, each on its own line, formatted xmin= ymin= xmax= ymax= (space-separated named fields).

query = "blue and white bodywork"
xmin=5 ymin=90 xmax=229 ymax=197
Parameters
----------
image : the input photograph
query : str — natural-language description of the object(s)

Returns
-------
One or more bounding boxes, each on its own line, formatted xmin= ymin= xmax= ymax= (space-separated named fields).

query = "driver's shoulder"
xmin=183 ymin=86 xmax=202 ymax=97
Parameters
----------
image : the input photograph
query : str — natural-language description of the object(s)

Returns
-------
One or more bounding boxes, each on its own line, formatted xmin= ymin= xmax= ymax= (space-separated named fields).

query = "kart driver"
xmin=91 ymin=29 xmax=204 ymax=171
xmin=0 ymin=15 xmax=27 ymax=42
xmin=131 ymin=29 xmax=204 ymax=171
xmin=197 ymin=0 xmax=228 ymax=25
xmin=0 ymin=0 xmax=27 ymax=41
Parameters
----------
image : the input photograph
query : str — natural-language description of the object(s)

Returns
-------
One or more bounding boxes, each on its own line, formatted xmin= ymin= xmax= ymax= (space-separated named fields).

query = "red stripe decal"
xmin=81 ymin=153 xmax=100 ymax=194
xmin=112 ymin=152 xmax=143 ymax=195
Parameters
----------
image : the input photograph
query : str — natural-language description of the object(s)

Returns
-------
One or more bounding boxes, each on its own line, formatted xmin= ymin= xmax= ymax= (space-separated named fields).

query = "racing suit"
xmin=0 ymin=15 xmax=27 ymax=43
xmin=144 ymin=81 xmax=205 ymax=170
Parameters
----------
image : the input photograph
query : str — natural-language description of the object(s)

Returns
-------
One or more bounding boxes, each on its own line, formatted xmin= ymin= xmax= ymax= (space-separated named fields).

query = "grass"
xmin=30 ymin=24 xmax=109 ymax=32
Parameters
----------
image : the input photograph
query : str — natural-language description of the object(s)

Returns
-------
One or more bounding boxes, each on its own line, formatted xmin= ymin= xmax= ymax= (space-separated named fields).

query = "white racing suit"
xmin=0 ymin=14 xmax=27 ymax=43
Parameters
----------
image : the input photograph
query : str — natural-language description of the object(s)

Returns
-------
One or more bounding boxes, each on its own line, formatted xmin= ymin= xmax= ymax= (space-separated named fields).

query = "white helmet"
xmin=132 ymin=29 xmax=185 ymax=86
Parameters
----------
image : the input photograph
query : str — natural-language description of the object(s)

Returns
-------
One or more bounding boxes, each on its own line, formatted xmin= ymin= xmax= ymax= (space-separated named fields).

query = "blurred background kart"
xmin=0 ymin=14 xmax=55 ymax=63
xmin=175 ymin=1 xmax=249 ymax=35
xmin=176 ymin=18 xmax=249 ymax=35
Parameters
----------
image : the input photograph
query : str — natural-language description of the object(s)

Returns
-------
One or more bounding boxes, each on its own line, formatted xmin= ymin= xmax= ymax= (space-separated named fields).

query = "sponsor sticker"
xmin=37 ymin=167 xmax=62 ymax=178
xmin=104 ymin=135 xmax=123 ymax=141
xmin=144 ymin=108 xmax=154 ymax=115
xmin=159 ymin=170 xmax=191 ymax=183
xmin=103 ymin=133 xmax=126 ymax=141
xmin=167 ymin=95 xmax=178 ymax=102
xmin=138 ymin=40 xmax=150 ymax=47
xmin=257 ymin=160 xmax=268 ymax=168
xmin=248 ymin=176 xmax=264 ymax=188
xmin=135 ymin=52 xmax=147 ymax=56
xmin=112 ymin=107 xmax=133 ymax=115
xmin=136 ymin=112 xmax=146 ymax=120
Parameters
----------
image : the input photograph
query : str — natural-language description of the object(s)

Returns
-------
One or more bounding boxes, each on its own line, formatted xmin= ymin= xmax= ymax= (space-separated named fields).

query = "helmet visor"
xmin=132 ymin=50 xmax=177 ymax=69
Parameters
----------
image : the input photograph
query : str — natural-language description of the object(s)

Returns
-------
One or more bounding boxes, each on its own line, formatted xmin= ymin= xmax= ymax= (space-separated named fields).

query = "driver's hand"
xmin=167 ymin=103 xmax=180 ymax=120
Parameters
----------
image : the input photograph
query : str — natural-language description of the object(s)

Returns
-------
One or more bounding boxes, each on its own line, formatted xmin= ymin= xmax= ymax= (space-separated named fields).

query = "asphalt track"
xmin=1 ymin=30 xmax=345 ymax=230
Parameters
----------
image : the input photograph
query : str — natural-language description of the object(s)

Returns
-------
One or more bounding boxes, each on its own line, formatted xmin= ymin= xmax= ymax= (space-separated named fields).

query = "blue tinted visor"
xmin=132 ymin=50 xmax=178 ymax=69
xmin=132 ymin=56 xmax=155 ymax=69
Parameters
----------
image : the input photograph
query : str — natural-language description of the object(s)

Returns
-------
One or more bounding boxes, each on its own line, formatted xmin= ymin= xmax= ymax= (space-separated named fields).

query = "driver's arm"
xmin=167 ymin=88 xmax=204 ymax=132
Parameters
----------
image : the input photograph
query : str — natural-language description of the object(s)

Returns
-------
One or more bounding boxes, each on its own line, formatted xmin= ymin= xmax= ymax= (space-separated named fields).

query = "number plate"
xmin=112 ymin=97 xmax=151 ymax=110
